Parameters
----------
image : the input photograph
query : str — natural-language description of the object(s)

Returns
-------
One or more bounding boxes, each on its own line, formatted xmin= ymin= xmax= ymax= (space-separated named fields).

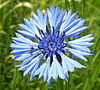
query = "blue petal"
xmin=23 ymin=54 xmax=42 ymax=77
xmin=63 ymin=18 xmax=82 ymax=32
xmin=37 ymin=9 xmax=44 ymax=26
xmin=33 ymin=9 xmax=47 ymax=33
xmin=50 ymin=5 xmax=55 ymax=26
xmin=23 ymin=18 xmax=33 ymax=29
xmin=12 ymin=33 xmax=39 ymax=46
xmin=17 ymin=30 xmax=35 ymax=38
xmin=47 ymin=9 xmax=52 ymax=27
xmin=55 ymin=59 xmax=66 ymax=79
xmin=67 ymin=12 xmax=77 ymax=25
xmin=33 ymin=13 xmax=40 ymax=23
xmin=48 ymin=54 xmax=66 ymax=81
xmin=19 ymin=24 xmax=34 ymax=34
xmin=65 ymin=19 xmax=85 ymax=36
xmin=70 ymin=42 xmax=94 ymax=47
xmin=73 ymin=34 xmax=94 ymax=42
xmin=47 ymin=78 xmax=51 ymax=86
xmin=68 ymin=34 xmax=94 ymax=48
xmin=61 ymin=54 xmax=74 ymax=72
xmin=23 ymin=63 xmax=35 ymax=76
xmin=50 ymin=59 xmax=58 ymax=80
xmin=55 ymin=9 xmax=66 ymax=30
xmin=15 ymin=64 xmax=21 ymax=67
xmin=67 ymin=43 xmax=91 ymax=53
xmin=19 ymin=54 xmax=42 ymax=71
xmin=38 ymin=63 xmax=46 ymax=78
xmin=60 ymin=9 xmax=72 ymax=33
xmin=29 ymin=17 xmax=40 ymax=29
xmin=63 ymin=12 xmax=77 ymax=32
xmin=16 ymin=50 xmax=41 ymax=61
xmin=55 ymin=6 xmax=60 ymax=23
xmin=58 ymin=51 xmax=86 ymax=72
xmin=13 ymin=53 xmax=30 ymax=61
xmin=43 ymin=64 xmax=49 ymax=82
xmin=67 ymin=48 xmax=88 ymax=61
xmin=30 ymin=61 xmax=40 ymax=81
xmin=43 ymin=11 xmax=47 ymax=32
xmin=12 ymin=54 xmax=22 ymax=61
xmin=10 ymin=49 xmax=29 ymax=54
xmin=21 ymin=56 xmax=35 ymax=67
xmin=67 ymin=58 xmax=86 ymax=68
xmin=10 ymin=43 xmax=30 ymax=49
xmin=30 ymin=54 xmax=43 ymax=81
xmin=66 ymin=26 xmax=88 ymax=36
xmin=34 ymin=56 xmax=50 ymax=82
xmin=23 ymin=18 xmax=40 ymax=37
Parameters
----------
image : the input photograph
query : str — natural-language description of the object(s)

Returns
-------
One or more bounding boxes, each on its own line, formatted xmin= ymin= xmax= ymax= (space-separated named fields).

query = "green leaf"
xmin=0 ymin=0 xmax=11 ymax=9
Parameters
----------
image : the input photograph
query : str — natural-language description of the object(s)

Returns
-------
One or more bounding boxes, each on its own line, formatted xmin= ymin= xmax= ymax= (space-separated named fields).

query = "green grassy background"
xmin=0 ymin=0 xmax=100 ymax=90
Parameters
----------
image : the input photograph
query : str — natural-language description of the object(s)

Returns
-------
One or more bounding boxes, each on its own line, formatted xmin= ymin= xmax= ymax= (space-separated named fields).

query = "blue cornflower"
xmin=10 ymin=5 xmax=94 ymax=85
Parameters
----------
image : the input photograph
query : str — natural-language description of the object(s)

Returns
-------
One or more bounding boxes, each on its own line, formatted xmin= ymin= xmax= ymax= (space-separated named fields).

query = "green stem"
xmin=65 ymin=0 xmax=70 ymax=10
xmin=57 ymin=78 xmax=64 ymax=90
xmin=64 ymin=72 xmax=70 ymax=90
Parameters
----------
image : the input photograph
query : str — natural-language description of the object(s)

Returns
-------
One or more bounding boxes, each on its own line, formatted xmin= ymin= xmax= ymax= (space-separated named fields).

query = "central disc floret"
xmin=36 ymin=27 xmax=66 ymax=55
xmin=49 ymin=41 xmax=55 ymax=47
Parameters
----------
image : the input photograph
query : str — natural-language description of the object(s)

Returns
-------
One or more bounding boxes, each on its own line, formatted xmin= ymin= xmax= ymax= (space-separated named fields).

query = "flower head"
xmin=10 ymin=5 xmax=94 ymax=85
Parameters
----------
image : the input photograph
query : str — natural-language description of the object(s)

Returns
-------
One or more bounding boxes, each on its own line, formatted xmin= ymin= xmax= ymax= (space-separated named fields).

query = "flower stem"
xmin=57 ymin=78 xmax=64 ymax=90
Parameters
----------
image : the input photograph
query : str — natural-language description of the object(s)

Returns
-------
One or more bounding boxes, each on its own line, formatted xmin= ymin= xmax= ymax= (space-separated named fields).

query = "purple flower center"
xmin=36 ymin=26 xmax=66 ymax=55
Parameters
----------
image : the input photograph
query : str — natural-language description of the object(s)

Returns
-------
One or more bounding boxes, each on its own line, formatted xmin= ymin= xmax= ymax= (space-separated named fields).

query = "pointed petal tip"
xmin=17 ymin=29 xmax=19 ymax=31
xmin=37 ymin=8 xmax=40 ymax=12
xmin=15 ymin=65 xmax=21 ymax=67
xmin=69 ymin=9 xmax=72 ymax=12
xmin=23 ymin=18 xmax=29 ymax=22
xmin=56 ymin=5 xmax=60 ymax=8
xmin=10 ymin=43 xmax=13 ymax=47
xmin=18 ymin=24 xmax=23 ymax=28
xmin=38 ymin=76 xmax=40 ymax=80
xmin=23 ymin=18 xmax=26 ymax=20
xmin=11 ymin=37 xmax=14 ymax=39
xmin=10 ymin=51 xmax=14 ymax=54
xmin=91 ymin=54 xmax=94 ymax=56
xmin=30 ymin=75 xmax=34 ymax=82
xmin=15 ymin=32 xmax=20 ymax=37
xmin=33 ymin=13 xmax=35 ymax=16
xmin=85 ymin=26 xmax=88 ymax=29
xmin=65 ymin=78 xmax=68 ymax=82
xmin=18 ymin=24 xmax=21 ymax=26
xmin=83 ymin=19 xmax=85 ymax=21
xmin=91 ymin=34 xmax=93 ymax=36
xmin=23 ymin=72 xmax=27 ymax=77
xmin=82 ymin=65 xmax=87 ymax=68
xmin=68 ymin=9 xmax=72 ymax=13
xmin=91 ymin=49 xmax=95 ymax=52
xmin=50 ymin=5 xmax=54 ymax=8
xmin=85 ymin=59 xmax=88 ymax=62
xmin=30 ymin=78 xmax=32 ymax=82
xmin=64 ymin=9 xmax=66 ymax=11
xmin=92 ymin=37 xmax=94 ymax=40
xmin=18 ymin=68 xmax=22 ymax=71
xmin=12 ymin=57 xmax=15 ymax=60
xmin=17 ymin=30 xmax=23 ymax=34
xmin=47 ymin=79 xmax=51 ymax=86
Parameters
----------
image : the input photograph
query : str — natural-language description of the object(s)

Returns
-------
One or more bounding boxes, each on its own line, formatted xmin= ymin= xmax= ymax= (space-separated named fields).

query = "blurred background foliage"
xmin=0 ymin=0 xmax=100 ymax=90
